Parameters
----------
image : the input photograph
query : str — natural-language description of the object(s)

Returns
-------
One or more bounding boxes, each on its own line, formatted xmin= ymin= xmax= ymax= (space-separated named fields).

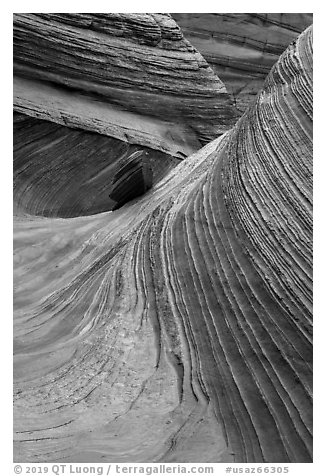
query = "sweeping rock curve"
xmin=13 ymin=113 xmax=175 ymax=217
xmin=13 ymin=25 xmax=312 ymax=463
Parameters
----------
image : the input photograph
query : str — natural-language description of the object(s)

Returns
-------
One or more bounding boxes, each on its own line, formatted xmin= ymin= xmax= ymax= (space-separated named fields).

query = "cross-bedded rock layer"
xmin=14 ymin=113 xmax=176 ymax=217
xmin=13 ymin=23 xmax=312 ymax=463
xmin=13 ymin=13 xmax=236 ymax=156
xmin=13 ymin=13 xmax=237 ymax=218
xmin=172 ymin=13 xmax=313 ymax=113
xmin=110 ymin=151 xmax=153 ymax=211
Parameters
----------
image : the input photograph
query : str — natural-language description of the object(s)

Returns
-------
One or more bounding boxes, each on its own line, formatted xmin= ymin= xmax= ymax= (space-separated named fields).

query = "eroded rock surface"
xmin=13 ymin=13 xmax=238 ymax=218
xmin=13 ymin=13 xmax=236 ymax=156
xmin=14 ymin=113 xmax=175 ymax=217
xmin=110 ymin=151 xmax=153 ymax=211
xmin=172 ymin=13 xmax=313 ymax=113
xmin=14 ymin=24 xmax=312 ymax=463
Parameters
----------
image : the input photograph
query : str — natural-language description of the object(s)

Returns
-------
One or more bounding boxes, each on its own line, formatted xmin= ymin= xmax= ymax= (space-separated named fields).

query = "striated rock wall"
xmin=13 ymin=113 xmax=176 ymax=217
xmin=13 ymin=13 xmax=236 ymax=155
xmin=109 ymin=150 xmax=153 ymax=211
xmin=13 ymin=13 xmax=238 ymax=219
xmin=14 ymin=24 xmax=312 ymax=464
xmin=172 ymin=13 xmax=312 ymax=113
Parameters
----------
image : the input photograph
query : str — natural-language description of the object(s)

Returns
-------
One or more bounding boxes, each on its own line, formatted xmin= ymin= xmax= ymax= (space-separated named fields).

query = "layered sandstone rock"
xmin=13 ymin=13 xmax=237 ymax=218
xmin=13 ymin=13 xmax=236 ymax=157
xmin=13 ymin=113 xmax=175 ymax=217
xmin=110 ymin=150 xmax=153 ymax=210
xmin=173 ymin=13 xmax=313 ymax=113
xmin=13 ymin=22 xmax=312 ymax=464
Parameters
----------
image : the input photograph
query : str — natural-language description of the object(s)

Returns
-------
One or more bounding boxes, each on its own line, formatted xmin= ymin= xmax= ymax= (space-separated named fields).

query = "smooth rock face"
xmin=13 ymin=13 xmax=237 ymax=155
xmin=172 ymin=13 xmax=313 ymax=113
xmin=13 ymin=21 xmax=312 ymax=464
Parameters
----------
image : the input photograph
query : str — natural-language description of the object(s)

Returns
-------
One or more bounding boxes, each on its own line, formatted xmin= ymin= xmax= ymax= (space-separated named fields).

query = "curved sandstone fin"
xmin=13 ymin=13 xmax=237 ymax=156
xmin=13 ymin=26 xmax=312 ymax=463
